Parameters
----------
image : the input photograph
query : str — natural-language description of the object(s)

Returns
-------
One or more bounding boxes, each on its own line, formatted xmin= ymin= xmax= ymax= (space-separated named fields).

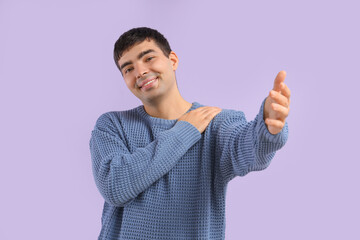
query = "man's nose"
xmin=135 ymin=63 xmax=148 ymax=79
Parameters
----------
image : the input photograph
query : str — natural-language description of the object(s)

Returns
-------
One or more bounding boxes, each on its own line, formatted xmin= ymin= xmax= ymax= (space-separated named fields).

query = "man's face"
xmin=117 ymin=39 xmax=179 ymax=104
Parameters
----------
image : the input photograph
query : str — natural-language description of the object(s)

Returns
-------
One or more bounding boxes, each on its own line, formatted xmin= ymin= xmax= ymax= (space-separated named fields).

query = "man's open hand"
xmin=178 ymin=106 xmax=222 ymax=134
xmin=264 ymin=70 xmax=291 ymax=135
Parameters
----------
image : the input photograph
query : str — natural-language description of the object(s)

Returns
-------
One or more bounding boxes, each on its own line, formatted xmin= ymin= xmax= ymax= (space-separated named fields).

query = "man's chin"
xmin=139 ymin=91 xmax=166 ymax=105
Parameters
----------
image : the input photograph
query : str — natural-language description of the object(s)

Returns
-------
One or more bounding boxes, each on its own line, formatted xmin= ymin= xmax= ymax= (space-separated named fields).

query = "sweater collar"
xmin=136 ymin=102 xmax=201 ymax=126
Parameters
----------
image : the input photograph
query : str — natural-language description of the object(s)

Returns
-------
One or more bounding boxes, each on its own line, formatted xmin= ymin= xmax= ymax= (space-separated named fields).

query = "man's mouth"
xmin=139 ymin=77 xmax=158 ymax=88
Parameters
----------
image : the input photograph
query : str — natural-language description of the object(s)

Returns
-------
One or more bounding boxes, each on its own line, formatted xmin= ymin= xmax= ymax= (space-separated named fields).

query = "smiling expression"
xmin=118 ymin=39 xmax=179 ymax=104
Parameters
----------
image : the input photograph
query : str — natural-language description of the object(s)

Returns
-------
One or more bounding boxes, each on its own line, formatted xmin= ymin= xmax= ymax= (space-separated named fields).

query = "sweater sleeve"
xmin=89 ymin=113 xmax=201 ymax=207
xmin=217 ymin=97 xmax=289 ymax=183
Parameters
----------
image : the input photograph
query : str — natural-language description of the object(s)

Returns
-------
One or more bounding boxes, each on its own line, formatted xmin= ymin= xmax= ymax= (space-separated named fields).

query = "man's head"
xmin=114 ymin=27 xmax=172 ymax=71
xmin=114 ymin=27 xmax=180 ymax=104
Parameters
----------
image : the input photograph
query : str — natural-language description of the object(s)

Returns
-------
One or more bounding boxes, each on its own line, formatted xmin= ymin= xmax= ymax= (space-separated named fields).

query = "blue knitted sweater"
xmin=89 ymin=98 xmax=289 ymax=239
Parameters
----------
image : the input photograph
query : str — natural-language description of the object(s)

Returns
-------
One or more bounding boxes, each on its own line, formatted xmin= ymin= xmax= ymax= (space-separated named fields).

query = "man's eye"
xmin=146 ymin=57 xmax=154 ymax=62
xmin=125 ymin=68 xmax=133 ymax=74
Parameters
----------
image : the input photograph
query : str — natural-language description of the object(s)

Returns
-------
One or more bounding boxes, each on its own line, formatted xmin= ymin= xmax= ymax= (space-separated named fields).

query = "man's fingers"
xmin=266 ymin=71 xmax=290 ymax=135
xmin=183 ymin=106 xmax=221 ymax=120
xmin=195 ymin=106 xmax=220 ymax=112
xmin=273 ymin=70 xmax=287 ymax=92
xmin=265 ymin=118 xmax=285 ymax=129
xmin=271 ymin=103 xmax=289 ymax=119
xmin=193 ymin=106 xmax=209 ymax=112
xmin=204 ymin=106 xmax=221 ymax=113
xmin=280 ymin=82 xmax=291 ymax=100
xmin=270 ymin=90 xmax=290 ymax=108
xmin=178 ymin=106 xmax=222 ymax=133
xmin=204 ymin=107 xmax=222 ymax=118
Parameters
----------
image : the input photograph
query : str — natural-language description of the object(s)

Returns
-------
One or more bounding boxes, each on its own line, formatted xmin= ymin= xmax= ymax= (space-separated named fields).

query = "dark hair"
xmin=113 ymin=27 xmax=172 ymax=72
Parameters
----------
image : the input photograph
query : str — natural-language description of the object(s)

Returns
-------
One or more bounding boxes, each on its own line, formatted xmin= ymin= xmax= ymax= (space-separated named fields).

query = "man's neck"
xmin=142 ymin=94 xmax=192 ymax=120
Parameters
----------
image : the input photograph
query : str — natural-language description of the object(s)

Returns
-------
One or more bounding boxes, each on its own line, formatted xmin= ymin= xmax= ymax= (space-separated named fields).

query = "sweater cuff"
xmin=172 ymin=120 xmax=202 ymax=149
xmin=255 ymin=97 xmax=289 ymax=144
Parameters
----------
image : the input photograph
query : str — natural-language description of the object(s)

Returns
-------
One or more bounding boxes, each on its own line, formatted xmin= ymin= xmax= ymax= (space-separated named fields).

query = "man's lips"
xmin=138 ymin=77 xmax=158 ymax=88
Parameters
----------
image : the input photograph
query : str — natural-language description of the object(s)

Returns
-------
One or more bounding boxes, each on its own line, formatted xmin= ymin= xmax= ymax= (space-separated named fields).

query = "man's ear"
xmin=168 ymin=51 xmax=179 ymax=71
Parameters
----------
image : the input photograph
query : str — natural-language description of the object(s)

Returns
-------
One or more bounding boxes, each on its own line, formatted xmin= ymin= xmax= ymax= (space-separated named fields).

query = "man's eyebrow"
xmin=120 ymin=49 xmax=156 ymax=71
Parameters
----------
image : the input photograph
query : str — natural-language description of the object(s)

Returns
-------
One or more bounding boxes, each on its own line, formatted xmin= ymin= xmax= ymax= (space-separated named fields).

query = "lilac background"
xmin=1 ymin=0 xmax=359 ymax=239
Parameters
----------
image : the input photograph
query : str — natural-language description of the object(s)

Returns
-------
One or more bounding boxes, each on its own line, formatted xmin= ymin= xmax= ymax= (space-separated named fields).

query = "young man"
xmin=89 ymin=27 xmax=290 ymax=239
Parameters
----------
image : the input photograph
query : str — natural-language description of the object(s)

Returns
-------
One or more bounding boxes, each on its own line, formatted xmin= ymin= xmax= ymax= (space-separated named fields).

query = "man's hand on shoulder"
xmin=177 ymin=106 xmax=222 ymax=134
xmin=264 ymin=70 xmax=291 ymax=135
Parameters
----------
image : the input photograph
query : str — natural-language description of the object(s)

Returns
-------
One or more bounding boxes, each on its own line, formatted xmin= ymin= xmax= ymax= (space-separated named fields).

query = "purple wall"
xmin=1 ymin=0 xmax=359 ymax=239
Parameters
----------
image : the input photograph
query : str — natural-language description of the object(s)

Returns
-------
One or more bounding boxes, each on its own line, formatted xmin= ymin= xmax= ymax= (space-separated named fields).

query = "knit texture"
xmin=89 ymin=98 xmax=289 ymax=239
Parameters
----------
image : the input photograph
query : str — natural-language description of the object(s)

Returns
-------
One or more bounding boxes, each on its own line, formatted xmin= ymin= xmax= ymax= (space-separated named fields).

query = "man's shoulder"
xmin=194 ymin=102 xmax=246 ymax=121
xmin=192 ymin=102 xmax=247 ymax=133
xmin=214 ymin=109 xmax=247 ymax=129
